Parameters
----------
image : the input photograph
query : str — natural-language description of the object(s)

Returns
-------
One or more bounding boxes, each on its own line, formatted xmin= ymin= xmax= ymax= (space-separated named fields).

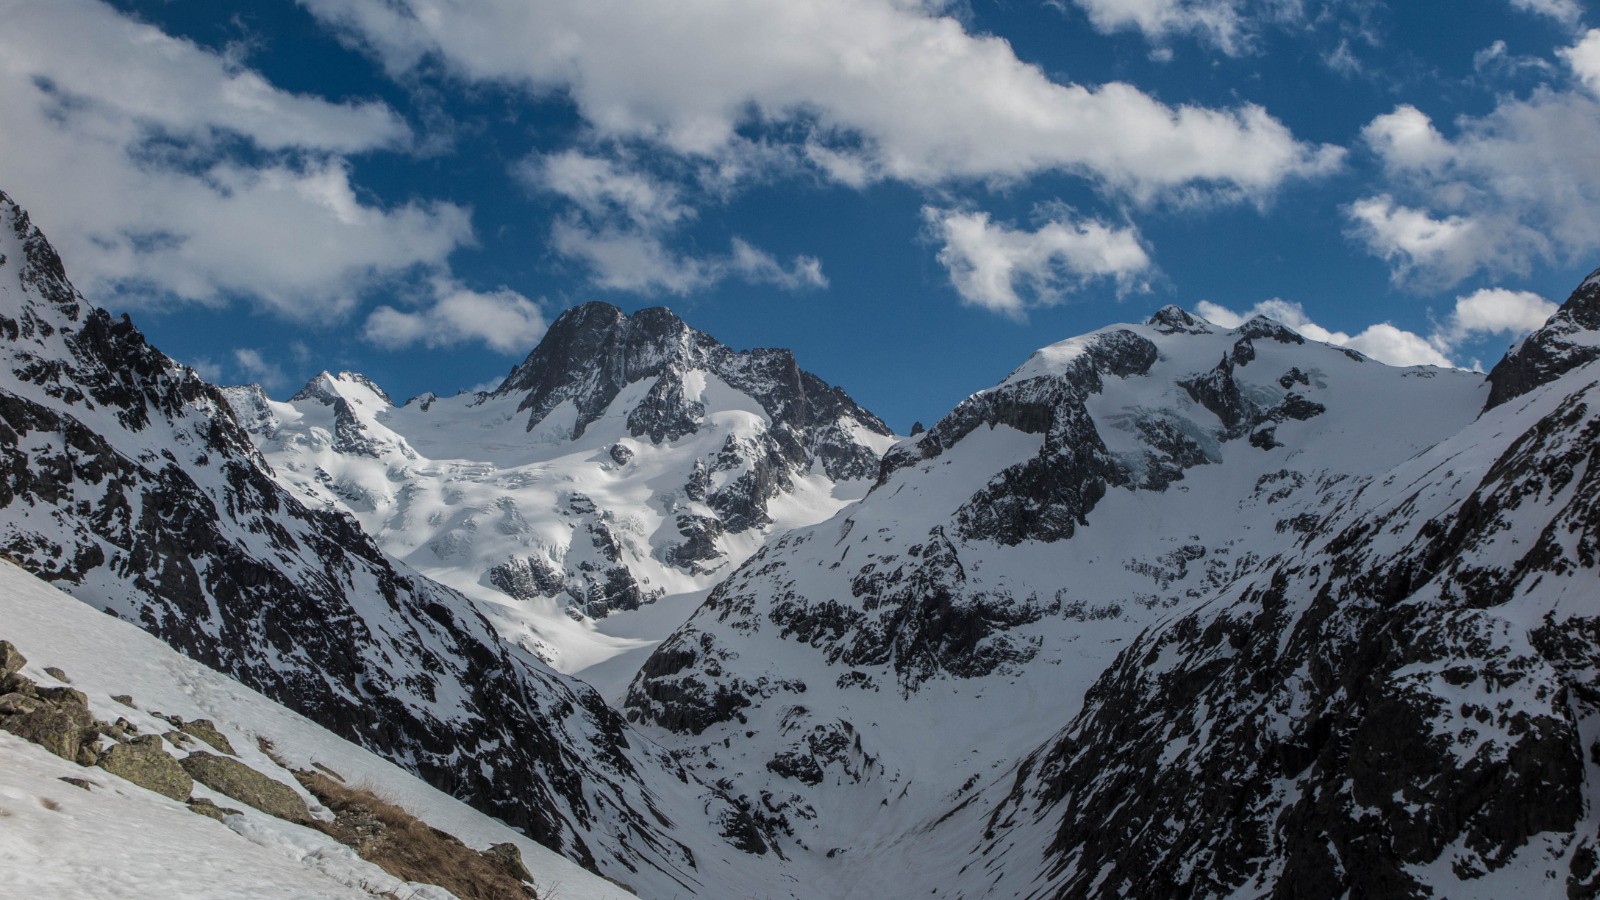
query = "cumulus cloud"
xmin=364 ymin=280 xmax=549 ymax=354
xmin=926 ymin=207 xmax=1152 ymax=319
xmin=1431 ymin=287 xmax=1558 ymax=350
xmin=1348 ymin=46 xmax=1600 ymax=288
xmin=1559 ymin=29 xmax=1600 ymax=93
xmin=0 ymin=0 xmax=474 ymax=320
xmin=1345 ymin=196 xmax=1498 ymax=288
xmin=302 ymin=0 xmax=1340 ymax=201
xmin=1196 ymin=286 xmax=1556 ymax=368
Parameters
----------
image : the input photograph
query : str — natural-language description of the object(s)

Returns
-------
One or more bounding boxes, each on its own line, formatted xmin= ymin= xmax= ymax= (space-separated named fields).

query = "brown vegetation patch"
xmin=294 ymin=770 xmax=537 ymax=900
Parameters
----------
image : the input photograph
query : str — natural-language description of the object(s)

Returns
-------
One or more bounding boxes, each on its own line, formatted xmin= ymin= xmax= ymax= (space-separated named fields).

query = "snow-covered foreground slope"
xmin=0 ymin=560 xmax=631 ymax=899
xmin=0 ymin=189 xmax=795 ymax=895
xmin=224 ymin=304 xmax=894 ymax=683
xmin=623 ymin=305 xmax=1494 ymax=892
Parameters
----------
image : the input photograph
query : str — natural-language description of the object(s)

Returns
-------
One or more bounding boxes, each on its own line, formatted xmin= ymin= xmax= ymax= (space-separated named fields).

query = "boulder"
xmin=0 ymin=687 xmax=97 ymax=764
xmin=482 ymin=842 xmax=534 ymax=883
xmin=97 ymin=735 xmax=192 ymax=800
xmin=187 ymin=797 xmax=243 ymax=821
xmin=35 ymin=686 xmax=87 ymax=708
xmin=179 ymin=719 xmax=237 ymax=756
xmin=180 ymin=752 xmax=310 ymax=823
xmin=0 ymin=641 xmax=24 ymax=677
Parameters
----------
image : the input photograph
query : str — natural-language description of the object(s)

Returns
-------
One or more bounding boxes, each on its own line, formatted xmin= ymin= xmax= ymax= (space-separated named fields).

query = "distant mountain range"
xmin=4 ymin=186 xmax=1599 ymax=897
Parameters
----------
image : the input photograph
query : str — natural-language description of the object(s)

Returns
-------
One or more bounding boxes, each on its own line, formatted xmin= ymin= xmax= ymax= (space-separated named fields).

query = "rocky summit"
xmin=4 ymin=183 xmax=1600 ymax=898
xmin=221 ymin=299 xmax=895 ymax=683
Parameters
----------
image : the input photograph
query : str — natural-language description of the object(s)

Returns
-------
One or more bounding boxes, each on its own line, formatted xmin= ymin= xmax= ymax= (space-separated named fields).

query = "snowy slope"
xmin=0 ymin=560 xmax=632 ymax=900
xmin=622 ymin=304 xmax=1489 ymax=893
xmin=0 ymin=188 xmax=793 ymax=895
xmin=965 ymin=274 xmax=1600 ymax=898
xmin=223 ymin=305 xmax=895 ymax=684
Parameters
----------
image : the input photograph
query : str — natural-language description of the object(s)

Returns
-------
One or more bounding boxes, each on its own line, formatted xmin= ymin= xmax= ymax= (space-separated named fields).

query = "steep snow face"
xmin=223 ymin=303 xmax=895 ymax=680
xmin=622 ymin=301 xmax=1487 ymax=890
xmin=0 ymin=190 xmax=791 ymax=895
xmin=972 ymin=277 xmax=1600 ymax=899
xmin=0 ymin=561 xmax=633 ymax=900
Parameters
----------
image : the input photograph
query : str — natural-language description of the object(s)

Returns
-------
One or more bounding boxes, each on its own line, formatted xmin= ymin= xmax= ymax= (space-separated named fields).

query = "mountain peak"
xmin=492 ymin=302 xmax=700 ymax=411
xmin=1 ymin=189 xmax=86 ymax=330
xmin=489 ymin=301 xmax=889 ymax=457
xmin=1233 ymin=314 xmax=1306 ymax=345
xmin=290 ymin=370 xmax=392 ymax=406
xmin=1147 ymin=305 xmax=1212 ymax=334
xmin=1484 ymin=267 xmax=1600 ymax=409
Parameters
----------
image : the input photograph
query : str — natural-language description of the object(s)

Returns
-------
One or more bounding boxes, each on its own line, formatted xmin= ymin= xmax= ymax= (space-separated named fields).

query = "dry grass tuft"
xmin=295 ymin=770 xmax=537 ymax=900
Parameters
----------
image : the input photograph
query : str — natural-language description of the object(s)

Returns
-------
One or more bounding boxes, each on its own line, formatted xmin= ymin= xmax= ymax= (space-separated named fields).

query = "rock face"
xmin=0 ymin=189 xmax=787 ymax=896
xmin=623 ymin=302 xmax=1489 ymax=891
xmin=220 ymin=301 xmax=895 ymax=677
xmin=1485 ymin=268 xmax=1600 ymax=409
xmin=498 ymin=302 xmax=890 ymax=482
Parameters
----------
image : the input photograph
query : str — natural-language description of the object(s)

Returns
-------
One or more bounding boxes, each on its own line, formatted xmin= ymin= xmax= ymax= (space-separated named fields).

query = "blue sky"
xmin=3 ymin=0 xmax=1598 ymax=430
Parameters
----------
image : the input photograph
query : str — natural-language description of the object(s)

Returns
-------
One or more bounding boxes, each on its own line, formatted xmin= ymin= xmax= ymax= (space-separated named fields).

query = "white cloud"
xmin=1430 ymin=287 xmax=1558 ymax=350
xmin=1509 ymin=0 xmax=1583 ymax=28
xmin=926 ymin=207 xmax=1152 ymax=318
xmin=1196 ymin=287 xmax=1557 ymax=369
xmin=1349 ymin=52 xmax=1600 ymax=287
xmin=730 ymin=239 xmax=830 ymax=291
xmin=521 ymin=151 xmax=694 ymax=231
xmin=549 ymin=223 xmax=713 ymax=295
xmin=1 ymin=0 xmax=407 ymax=154
xmin=1473 ymin=40 xmax=1555 ymax=80
xmin=0 ymin=0 xmax=475 ymax=320
xmin=1324 ymin=38 xmax=1363 ymax=77
xmin=1345 ymin=196 xmax=1502 ymax=288
xmin=232 ymin=348 xmax=289 ymax=390
xmin=1559 ymin=29 xmax=1600 ymax=93
xmin=523 ymin=149 xmax=827 ymax=296
xmin=1062 ymin=0 xmax=1300 ymax=55
xmin=549 ymin=222 xmax=828 ymax=296
xmin=364 ymin=280 xmax=549 ymax=354
xmin=1195 ymin=298 xmax=1454 ymax=367
xmin=302 ymin=0 xmax=1340 ymax=201
xmin=1361 ymin=106 xmax=1451 ymax=171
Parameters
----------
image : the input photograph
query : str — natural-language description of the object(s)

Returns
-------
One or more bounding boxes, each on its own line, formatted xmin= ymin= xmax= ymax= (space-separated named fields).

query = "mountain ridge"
xmin=6 ymin=178 xmax=1600 ymax=897
xmin=0 ymin=188 xmax=794 ymax=895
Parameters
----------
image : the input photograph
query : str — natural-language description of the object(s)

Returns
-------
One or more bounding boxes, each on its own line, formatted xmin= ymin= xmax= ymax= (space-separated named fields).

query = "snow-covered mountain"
xmin=959 ymin=272 xmax=1600 ymax=898
xmin=619 ymin=301 xmax=1556 ymax=892
xmin=0 ymin=189 xmax=792 ymax=895
xmin=222 ymin=302 xmax=894 ymax=684
xmin=9 ymin=175 xmax=1600 ymax=897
